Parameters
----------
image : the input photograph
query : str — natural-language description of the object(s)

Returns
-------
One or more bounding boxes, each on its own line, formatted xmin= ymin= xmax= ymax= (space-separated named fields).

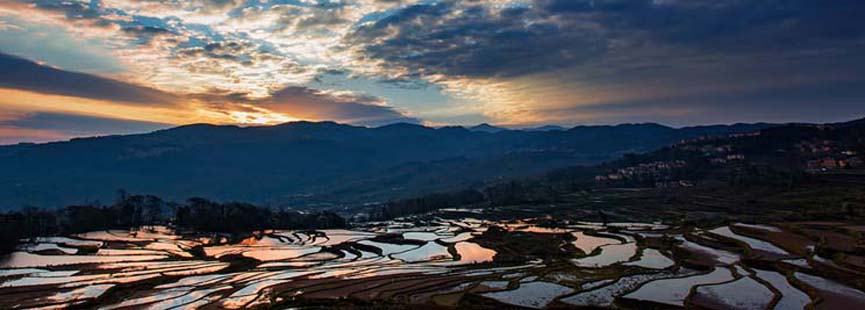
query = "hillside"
xmin=368 ymin=117 xmax=865 ymax=221
xmin=592 ymin=117 xmax=865 ymax=188
xmin=0 ymin=121 xmax=773 ymax=209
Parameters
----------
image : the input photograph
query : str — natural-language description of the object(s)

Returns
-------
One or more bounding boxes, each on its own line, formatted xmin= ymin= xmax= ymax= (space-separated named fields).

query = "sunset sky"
xmin=1 ymin=0 xmax=864 ymax=144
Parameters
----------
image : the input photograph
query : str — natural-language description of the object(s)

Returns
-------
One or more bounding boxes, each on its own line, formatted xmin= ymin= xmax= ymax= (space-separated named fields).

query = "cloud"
xmin=0 ymin=52 xmax=178 ymax=105
xmin=344 ymin=1 xmax=607 ymax=79
xmin=347 ymin=0 xmax=865 ymax=80
xmin=197 ymin=86 xmax=421 ymax=127
xmin=544 ymin=75 xmax=865 ymax=126
xmin=24 ymin=0 xmax=103 ymax=22
xmin=341 ymin=0 xmax=865 ymax=125
xmin=264 ymin=87 xmax=420 ymax=126
xmin=0 ymin=109 xmax=172 ymax=145
xmin=2 ymin=0 xmax=865 ymax=132
xmin=0 ymin=50 xmax=418 ymax=132
xmin=0 ymin=112 xmax=170 ymax=137
xmin=0 ymin=14 xmax=124 ymax=74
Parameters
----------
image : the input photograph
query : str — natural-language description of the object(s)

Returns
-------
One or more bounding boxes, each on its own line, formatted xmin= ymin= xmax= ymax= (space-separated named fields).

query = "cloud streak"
xmin=0 ymin=52 xmax=177 ymax=105
xmin=0 ymin=112 xmax=170 ymax=143
xmin=0 ymin=51 xmax=419 ymax=140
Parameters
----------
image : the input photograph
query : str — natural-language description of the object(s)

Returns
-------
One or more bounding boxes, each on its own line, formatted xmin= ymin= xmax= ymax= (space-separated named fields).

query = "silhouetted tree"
xmin=0 ymin=193 xmax=348 ymax=254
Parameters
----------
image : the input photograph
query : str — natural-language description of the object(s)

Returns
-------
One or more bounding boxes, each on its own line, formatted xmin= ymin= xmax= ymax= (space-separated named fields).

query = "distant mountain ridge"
xmin=467 ymin=123 xmax=507 ymax=133
xmin=524 ymin=125 xmax=566 ymax=132
xmin=0 ymin=120 xmax=777 ymax=209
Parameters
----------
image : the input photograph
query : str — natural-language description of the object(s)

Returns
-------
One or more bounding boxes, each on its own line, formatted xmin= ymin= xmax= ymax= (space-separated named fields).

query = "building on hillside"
xmin=806 ymin=157 xmax=838 ymax=172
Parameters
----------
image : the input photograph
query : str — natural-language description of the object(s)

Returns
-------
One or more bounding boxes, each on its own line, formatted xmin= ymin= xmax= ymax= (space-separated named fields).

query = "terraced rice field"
xmin=1 ymin=217 xmax=864 ymax=309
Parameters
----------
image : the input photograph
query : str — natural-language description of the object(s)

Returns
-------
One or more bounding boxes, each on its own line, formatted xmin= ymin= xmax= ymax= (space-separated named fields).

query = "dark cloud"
xmin=27 ymin=0 xmax=101 ymax=21
xmin=121 ymin=25 xmax=171 ymax=35
xmin=22 ymin=0 xmax=118 ymax=29
xmin=542 ymin=0 xmax=865 ymax=51
xmin=0 ymin=52 xmax=177 ymax=105
xmin=346 ymin=1 xmax=608 ymax=78
xmin=122 ymin=25 xmax=173 ymax=45
xmin=15 ymin=1 xmax=183 ymax=48
xmin=264 ymin=3 xmax=353 ymax=38
xmin=175 ymin=40 xmax=282 ymax=67
xmin=262 ymin=87 xmax=420 ymax=126
xmin=346 ymin=0 xmax=865 ymax=80
xmin=295 ymin=9 xmax=349 ymax=28
xmin=176 ymin=41 xmax=250 ymax=60
xmin=0 ymin=112 xmax=170 ymax=136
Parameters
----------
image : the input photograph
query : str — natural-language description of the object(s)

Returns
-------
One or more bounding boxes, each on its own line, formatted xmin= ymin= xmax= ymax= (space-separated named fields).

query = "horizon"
xmin=3 ymin=115 xmax=864 ymax=146
xmin=2 ymin=1 xmax=865 ymax=144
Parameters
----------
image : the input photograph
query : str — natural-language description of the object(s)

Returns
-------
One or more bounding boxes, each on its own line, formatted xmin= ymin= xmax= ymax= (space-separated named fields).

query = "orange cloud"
xmin=0 ymin=88 xmax=209 ymax=125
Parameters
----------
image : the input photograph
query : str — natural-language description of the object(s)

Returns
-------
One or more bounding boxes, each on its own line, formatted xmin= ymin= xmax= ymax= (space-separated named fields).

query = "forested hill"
xmin=590 ymin=116 xmax=865 ymax=188
xmin=370 ymin=117 xmax=865 ymax=221
xmin=0 ymin=121 xmax=773 ymax=209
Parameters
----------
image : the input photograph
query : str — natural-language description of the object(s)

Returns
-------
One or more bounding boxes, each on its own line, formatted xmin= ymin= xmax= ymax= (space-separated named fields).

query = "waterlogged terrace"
xmin=0 ymin=217 xmax=864 ymax=309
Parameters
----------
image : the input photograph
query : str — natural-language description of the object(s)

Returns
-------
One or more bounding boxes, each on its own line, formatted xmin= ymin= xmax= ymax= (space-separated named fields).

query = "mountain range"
xmin=0 ymin=121 xmax=775 ymax=209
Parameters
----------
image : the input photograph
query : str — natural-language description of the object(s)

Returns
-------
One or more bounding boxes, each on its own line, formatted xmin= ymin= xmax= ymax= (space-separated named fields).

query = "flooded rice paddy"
xmin=1 ymin=217 xmax=864 ymax=309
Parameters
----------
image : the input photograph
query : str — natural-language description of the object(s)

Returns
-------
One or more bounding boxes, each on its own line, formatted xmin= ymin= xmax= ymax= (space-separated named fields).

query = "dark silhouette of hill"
xmin=523 ymin=125 xmax=566 ymax=132
xmin=0 ymin=121 xmax=774 ymax=209
xmin=468 ymin=123 xmax=508 ymax=133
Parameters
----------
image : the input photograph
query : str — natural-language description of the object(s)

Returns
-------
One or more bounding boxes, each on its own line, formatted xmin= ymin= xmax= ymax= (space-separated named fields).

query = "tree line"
xmin=0 ymin=191 xmax=346 ymax=254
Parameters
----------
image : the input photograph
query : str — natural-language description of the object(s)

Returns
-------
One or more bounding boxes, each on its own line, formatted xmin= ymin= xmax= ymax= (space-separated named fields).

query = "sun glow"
xmin=0 ymin=88 xmax=192 ymax=124
xmin=0 ymin=88 xmax=298 ymax=128
xmin=226 ymin=106 xmax=299 ymax=125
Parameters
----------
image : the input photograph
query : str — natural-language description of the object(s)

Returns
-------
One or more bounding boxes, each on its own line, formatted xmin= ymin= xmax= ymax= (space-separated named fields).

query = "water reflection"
xmin=3 ymin=218 xmax=853 ymax=310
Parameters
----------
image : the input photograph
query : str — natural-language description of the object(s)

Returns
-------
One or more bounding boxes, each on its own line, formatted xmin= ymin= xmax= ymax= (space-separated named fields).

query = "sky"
xmin=1 ymin=0 xmax=864 ymax=144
